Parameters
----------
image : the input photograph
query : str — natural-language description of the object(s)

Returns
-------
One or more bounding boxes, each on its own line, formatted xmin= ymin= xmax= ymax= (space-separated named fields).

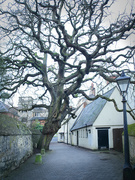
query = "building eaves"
xmin=62 ymin=104 xmax=83 ymax=126
xmin=33 ymin=107 xmax=46 ymax=113
xmin=30 ymin=116 xmax=47 ymax=121
xmin=9 ymin=107 xmax=19 ymax=117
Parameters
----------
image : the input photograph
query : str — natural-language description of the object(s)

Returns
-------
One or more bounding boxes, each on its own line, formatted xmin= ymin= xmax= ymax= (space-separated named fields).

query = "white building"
xmin=58 ymin=104 xmax=84 ymax=143
xmin=58 ymin=87 xmax=135 ymax=152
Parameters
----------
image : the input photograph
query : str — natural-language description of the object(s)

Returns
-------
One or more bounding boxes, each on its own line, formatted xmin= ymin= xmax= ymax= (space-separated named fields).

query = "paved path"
xmin=4 ymin=142 xmax=124 ymax=180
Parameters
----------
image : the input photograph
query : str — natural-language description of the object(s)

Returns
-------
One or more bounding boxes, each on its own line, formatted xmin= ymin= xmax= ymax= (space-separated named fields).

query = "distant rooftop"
xmin=30 ymin=116 xmax=47 ymax=121
xmin=0 ymin=101 xmax=18 ymax=116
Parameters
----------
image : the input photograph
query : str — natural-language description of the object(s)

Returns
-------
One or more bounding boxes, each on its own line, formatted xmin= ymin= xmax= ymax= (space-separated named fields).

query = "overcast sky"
xmin=1 ymin=0 xmax=134 ymax=107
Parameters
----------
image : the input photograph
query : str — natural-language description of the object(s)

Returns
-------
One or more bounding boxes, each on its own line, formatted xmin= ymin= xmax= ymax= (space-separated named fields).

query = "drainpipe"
xmin=67 ymin=120 xmax=68 ymax=144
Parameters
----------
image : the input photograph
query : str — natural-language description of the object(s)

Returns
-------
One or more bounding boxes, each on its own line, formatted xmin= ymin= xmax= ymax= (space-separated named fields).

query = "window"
xmin=34 ymin=112 xmax=40 ymax=117
xmin=22 ymin=117 xmax=27 ymax=122
xmin=60 ymin=134 xmax=63 ymax=139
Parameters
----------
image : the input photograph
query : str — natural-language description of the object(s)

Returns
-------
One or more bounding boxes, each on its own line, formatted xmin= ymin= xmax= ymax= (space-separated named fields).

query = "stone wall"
xmin=0 ymin=114 xmax=33 ymax=178
xmin=122 ymin=135 xmax=135 ymax=165
xmin=122 ymin=123 xmax=135 ymax=165
xmin=129 ymin=136 xmax=135 ymax=164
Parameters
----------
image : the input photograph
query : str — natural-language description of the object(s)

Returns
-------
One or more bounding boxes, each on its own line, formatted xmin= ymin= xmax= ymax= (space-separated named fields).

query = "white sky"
xmin=1 ymin=0 xmax=135 ymax=107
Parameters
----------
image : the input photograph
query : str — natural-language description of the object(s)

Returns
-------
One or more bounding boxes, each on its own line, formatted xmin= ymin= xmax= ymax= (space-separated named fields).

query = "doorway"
xmin=113 ymin=128 xmax=123 ymax=152
xmin=98 ymin=129 xmax=109 ymax=149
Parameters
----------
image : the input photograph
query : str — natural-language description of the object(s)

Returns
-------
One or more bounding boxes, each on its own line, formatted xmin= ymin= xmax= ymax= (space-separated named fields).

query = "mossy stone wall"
xmin=0 ymin=114 xmax=33 ymax=178
xmin=122 ymin=123 xmax=135 ymax=165
xmin=128 ymin=123 xmax=135 ymax=137
xmin=129 ymin=136 xmax=135 ymax=164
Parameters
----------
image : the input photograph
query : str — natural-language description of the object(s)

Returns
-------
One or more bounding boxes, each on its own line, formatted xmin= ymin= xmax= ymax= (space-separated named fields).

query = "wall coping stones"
xmin=0 ymin=114 xmax=31 ymax=136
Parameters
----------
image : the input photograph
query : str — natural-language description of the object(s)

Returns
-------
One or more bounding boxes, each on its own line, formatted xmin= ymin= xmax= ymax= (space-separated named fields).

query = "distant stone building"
xmin=18 ymin=96 xmax=48 ymax=126
xmin=18 ymin=96 xmax=33 ymax=126
xmin=31 ymin=107 xmax=48 ymax=126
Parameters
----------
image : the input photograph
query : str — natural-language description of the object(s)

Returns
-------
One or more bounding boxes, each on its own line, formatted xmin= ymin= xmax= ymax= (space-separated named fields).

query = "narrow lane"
xmin=5 ymin=142 xmax=124 ymax=180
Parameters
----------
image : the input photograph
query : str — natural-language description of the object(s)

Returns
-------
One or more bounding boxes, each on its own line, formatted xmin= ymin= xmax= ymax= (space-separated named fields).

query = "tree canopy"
xmin=0 ymin=0 xmax=135 ymax=149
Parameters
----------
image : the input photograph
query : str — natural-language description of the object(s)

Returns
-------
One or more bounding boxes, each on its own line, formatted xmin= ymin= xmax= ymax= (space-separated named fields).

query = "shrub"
xmin=31 ymin=120 xmax=43 ymax=131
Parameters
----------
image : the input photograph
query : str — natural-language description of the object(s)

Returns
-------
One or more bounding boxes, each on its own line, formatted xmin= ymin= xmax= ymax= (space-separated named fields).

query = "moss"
xmin=41 ymin=149 xmax=45 ymax=156
xmin=17 ymin=122 xmax=20 ymax=129
xmin=0 ymin=114 xmax=31 ymax=135
xmin=128 ymin=123 xmax=135 ymax=137
xmin=35 ymin=153 xmax=42 ymax=164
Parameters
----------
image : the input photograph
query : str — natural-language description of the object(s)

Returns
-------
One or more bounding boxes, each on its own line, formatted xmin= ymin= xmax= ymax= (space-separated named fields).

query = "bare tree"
xmin=0 ymin=0 xmax=135 ymax=150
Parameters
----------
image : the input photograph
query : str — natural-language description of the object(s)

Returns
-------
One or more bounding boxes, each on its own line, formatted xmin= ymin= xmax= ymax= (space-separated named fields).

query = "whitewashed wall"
xmin=57 ymin=125 xmax=65 ymax=143
xmin=58 ymin=104 xmax=84 ymax=143
xmin=94 ymin=87 xmax=134 ymax=127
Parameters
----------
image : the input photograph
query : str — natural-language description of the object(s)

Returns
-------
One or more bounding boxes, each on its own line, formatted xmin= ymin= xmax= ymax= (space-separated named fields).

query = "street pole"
xmin=116 ymin=71 xmax=133 ymax=180
xmin=122 ymin=95 xmax=133 ymax=180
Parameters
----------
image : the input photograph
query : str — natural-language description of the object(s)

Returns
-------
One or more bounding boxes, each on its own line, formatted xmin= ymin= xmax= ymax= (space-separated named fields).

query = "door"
xmin=113 ymin=128 xmax=123 ymax=152
xmin=98 ymin=129 xmax=109 ymax=149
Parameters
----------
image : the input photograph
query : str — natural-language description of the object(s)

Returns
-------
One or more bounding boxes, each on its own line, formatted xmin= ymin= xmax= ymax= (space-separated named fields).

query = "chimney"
xmin=89 ymin=83 xmax=95 ymax=96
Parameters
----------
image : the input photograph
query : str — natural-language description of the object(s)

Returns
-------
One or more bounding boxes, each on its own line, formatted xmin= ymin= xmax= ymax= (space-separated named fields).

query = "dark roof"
xmin=33 ymin=107 xmax=46 ymax=113
xmin=0 ymin=101 xmax=9 ymax=112
xmin=30 ymin=116 xmax=47 ymax=121
xmin=0 ymin=101 xmax=18 ymax=116
xmin=9 ymin=107 xmax=19 ymax=116
xmin=71 ymin=87 xmax=115 ymax=131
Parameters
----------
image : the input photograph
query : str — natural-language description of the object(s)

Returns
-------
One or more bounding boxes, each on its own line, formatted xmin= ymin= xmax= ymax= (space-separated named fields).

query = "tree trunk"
xmin=37 ymin=133 xmax=55 ymax=151
xmin=37 ymin=120 xmax=60 ymax=150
